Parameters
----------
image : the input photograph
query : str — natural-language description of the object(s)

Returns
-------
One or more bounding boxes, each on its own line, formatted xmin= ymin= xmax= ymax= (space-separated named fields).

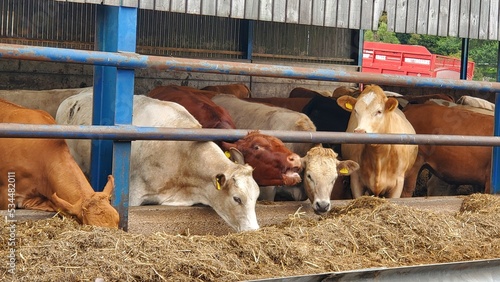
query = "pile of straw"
xmin=2 ymin=194 xmax=499 ymax=281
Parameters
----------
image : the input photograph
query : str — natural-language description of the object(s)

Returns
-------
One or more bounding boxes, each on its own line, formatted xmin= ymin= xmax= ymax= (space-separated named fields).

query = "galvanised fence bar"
xmin=1 ymin=43 xmax=500 ymax=92
xmin=0 ymin=123 xmax=500 ymax=147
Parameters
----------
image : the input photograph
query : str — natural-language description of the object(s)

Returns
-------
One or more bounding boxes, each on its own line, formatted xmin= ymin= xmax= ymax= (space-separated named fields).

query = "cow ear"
xmin=337 ymin=160 xmax=360 ymax=176
xmin=102 ymin=175 xmax=115 ymax=197
xmin=215 ymin=173 xmax=226 ymax=190
xmin=337 ymin=95 xmax=357 ymax=112
xmin=385 ymin=98 xmax=399 ymax=112
xmin=51 ymin=193 xmax=82 ymax=219
xmin=228 ymin=147 xmax=245 ymax=164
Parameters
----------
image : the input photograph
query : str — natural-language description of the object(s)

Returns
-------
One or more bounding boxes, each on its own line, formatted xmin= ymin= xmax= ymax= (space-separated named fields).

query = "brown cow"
xmin=402 ymin=102 xmax=493 ymax=196
xmin=337 ymin=85 xmax=418 ymax=198
xmin=148 ymin=85 xmax=236 ymax=129
xmin=0 ymin=99 xmax=119 ymax=228
xmin=201 ymin=83 xmax=252 ymax=98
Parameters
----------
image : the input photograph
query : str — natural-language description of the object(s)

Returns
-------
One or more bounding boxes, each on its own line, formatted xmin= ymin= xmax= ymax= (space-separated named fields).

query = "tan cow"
xmin=337 ymin=85 xmax=418 ymax=198
xmin=301 ymin=146 xmax=359 ymax=213
xmin=0 ymin=99 xmax=119 ymax=228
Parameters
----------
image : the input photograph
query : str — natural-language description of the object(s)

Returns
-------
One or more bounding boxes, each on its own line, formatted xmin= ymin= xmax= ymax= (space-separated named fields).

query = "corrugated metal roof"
xmin=53 ymin=0 xmax=500 ymax=40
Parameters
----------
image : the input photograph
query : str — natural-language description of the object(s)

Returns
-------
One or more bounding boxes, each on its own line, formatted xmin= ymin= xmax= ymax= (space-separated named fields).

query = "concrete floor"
xmin=1 ymin=196 xmax=464 ymax=236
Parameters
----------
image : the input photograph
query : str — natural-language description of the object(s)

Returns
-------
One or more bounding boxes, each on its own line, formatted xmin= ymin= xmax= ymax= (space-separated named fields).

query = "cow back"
xmin=148 ymin=86 xmax=236 ymax=130
xmin=212 ymin=94 xmax=316 ymax=156
xmin=201 ymin=84 xmax=251 ymax=98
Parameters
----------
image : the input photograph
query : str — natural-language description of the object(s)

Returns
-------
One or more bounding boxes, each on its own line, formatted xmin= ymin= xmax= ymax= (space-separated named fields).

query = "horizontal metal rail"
xmin=1 ymin=43 xmax=500 ymax=92
xmin=0 ymin=123 xmax=499 ymax=147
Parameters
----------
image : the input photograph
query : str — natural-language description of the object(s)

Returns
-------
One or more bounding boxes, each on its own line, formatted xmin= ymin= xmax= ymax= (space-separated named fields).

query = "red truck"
xmin=362 ymin=42 xmax=475 ymax=80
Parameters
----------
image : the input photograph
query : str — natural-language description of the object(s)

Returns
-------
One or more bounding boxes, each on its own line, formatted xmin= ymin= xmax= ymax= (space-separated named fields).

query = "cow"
xmin=0 ymin=99 xmax=119 ymax=228
xmin=301 ymin=95 xmax=351 ymax=155
xmin=300 ymin=146 xmax=359 ymax=213
xmin=0 ymin=87 xmax=92 ymax=118
xmin=457 ymin=95 xmax=495 ymax=111
xmin=201 ymin=83 xmax=252 ymax=98
xmin=402 ymin=102 xmax=493 ymax=197
xmin=148 ymin=85 xmax=236 ymax=129
xmin=289 ymin=87 xmax=333 ymax=98
xmin=56 ymin=91 xmax=260 ymax=232
xmin=147 ymin=85 xmax=302 ymax=188
xmin=337 ymin=84 xmax=418 ymax=198
xmin=211 ymin=94 xmax=317 ymax=157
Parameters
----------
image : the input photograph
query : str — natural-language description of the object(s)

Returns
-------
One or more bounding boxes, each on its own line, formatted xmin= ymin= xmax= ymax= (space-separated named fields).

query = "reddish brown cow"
xmin=0 ymin=99 xmax=119 ymax=228
xmin=148 ymin=85 xmax=236 ymax=129
xmin=221 ymin=131 xmax=301 ymax=186
xmin=201 ymin=83 xmax=252 ymax=98
xmin=402 ymin=103 xmax=493 ymax=196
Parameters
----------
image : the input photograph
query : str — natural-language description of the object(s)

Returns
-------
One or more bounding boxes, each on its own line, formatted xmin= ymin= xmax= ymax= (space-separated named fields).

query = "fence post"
xmin=92 ymin=5 xmax=137 ymax=230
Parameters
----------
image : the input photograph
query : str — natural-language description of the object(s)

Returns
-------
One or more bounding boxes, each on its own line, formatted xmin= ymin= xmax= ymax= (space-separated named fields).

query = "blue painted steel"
xmin=358 ymin=30 xmax=364 ymax=67
xmin=460 ymin=38 xmax=469 ymax=80
xmin=493 ymin=92 xmax=500 ymax=194
xmin=491 ymin=42 xmax=500 ymax=194
xmin=1 ymin=123 xmax=500 ymax=147
xmin=2 ymin=44 xmax=500 ymax=92
xmin=240 ymin=20 xmax=254 ymax=60
xmin=91 ymin=5 xmax=137 ymax=230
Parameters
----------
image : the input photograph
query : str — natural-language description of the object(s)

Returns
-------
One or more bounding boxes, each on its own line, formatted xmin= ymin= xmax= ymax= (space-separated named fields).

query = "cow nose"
xmin=314 ymin=201 xmax=331 ymax=214
xmin=354 ymin=128 xmax=366 ymax=133
xmin=288 ymin=153 xmax=302 ymax=168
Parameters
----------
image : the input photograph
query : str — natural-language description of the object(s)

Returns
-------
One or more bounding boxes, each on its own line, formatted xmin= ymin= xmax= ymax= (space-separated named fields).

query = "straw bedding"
xmin=2 ymin=194 xmax=499 ymax=281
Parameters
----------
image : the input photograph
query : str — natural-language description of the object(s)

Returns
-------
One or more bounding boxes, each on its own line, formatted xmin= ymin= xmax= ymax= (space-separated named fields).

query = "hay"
xmin=2 ymin=194 xmax=500 ymax=281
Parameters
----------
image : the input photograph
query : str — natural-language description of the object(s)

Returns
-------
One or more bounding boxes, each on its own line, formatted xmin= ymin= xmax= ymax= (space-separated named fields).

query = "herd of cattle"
xmin=0 ymin=83 xmax=495 ymax=232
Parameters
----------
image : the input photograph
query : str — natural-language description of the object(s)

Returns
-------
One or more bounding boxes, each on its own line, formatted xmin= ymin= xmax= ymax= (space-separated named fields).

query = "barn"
xmin=1 ymin=0 xmax=500 ymax=280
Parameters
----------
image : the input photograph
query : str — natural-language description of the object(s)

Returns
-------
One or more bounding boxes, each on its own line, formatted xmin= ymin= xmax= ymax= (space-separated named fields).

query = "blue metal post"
xmin=491 ymin=42 xmax=500 ymax=194
xmin=93 ymin=5 xmax=136 ymax=229
xmin=460 ymin=38 xmax=470 ymax=80
xmin=240 ymin=20 xmax=254 ymax=61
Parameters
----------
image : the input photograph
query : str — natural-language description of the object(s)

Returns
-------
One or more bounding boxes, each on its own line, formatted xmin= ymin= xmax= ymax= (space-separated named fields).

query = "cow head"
xmin=51 ymin=175 xmax=119 ymax=228
xmin=337 ymin=85 xmax=399 ymax=134
xmin=211 ymin=163 xmax=260 ymax=232
xmin=221 ymin=131 xmax=302 ymax=186
xmin=301 ymin=147 xmax=359 ymax=214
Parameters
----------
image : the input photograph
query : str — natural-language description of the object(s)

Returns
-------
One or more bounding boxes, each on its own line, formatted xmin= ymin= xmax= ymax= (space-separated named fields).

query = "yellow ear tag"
xmin=216 ymin=179 xmax=222 ymax=190
xmin=339 ymin=168 xmax=349 ymax=175
xmin=224 ymin=151 xmax=231 ymax=159
xmin=345 ymin=102 xmax=353 ymax=110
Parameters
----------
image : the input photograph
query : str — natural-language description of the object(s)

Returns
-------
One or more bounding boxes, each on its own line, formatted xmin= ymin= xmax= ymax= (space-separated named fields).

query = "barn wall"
xmin=54 ymin=0 xmax=500 ymax=40
xmin=0 ymin=58 xmax=357 ymax=97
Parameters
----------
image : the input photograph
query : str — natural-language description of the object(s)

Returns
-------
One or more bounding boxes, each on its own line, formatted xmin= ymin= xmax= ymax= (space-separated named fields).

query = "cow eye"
xmin=233 ymin=196 xmax=242 ymax=204
xmin=253 ymin=145 xmax=260 ymax=150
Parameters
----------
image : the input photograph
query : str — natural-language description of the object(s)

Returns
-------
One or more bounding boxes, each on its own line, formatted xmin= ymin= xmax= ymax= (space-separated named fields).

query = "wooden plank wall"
xmin=55 ymin=0 xmax=500 ymax=40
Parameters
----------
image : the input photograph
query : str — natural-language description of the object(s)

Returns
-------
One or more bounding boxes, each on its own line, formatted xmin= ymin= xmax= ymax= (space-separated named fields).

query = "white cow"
xmin=0 ymin=87 xmax=92 ymax=118
xmin=211 ymin=94 xmax=317 ymax=157
xmin=56 ymin=92 xmax=260 ymax=232
xmin=457 ymin=95 xmax=495 ymax=111
xmin=337 ymin=85 xmax=418 ymax=198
